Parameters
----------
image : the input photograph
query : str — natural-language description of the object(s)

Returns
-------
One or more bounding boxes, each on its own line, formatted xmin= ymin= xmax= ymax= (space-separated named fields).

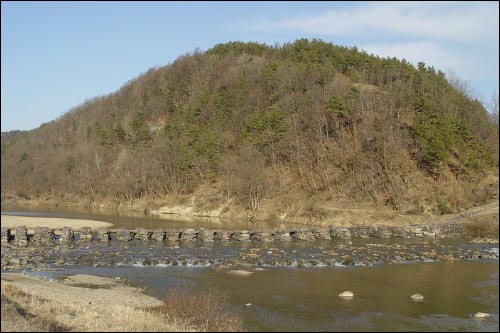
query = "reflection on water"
xmin=31 ymin=261 xmax=499 ymax=332
xmin=1 ymin=203 xmax=295 ymax=230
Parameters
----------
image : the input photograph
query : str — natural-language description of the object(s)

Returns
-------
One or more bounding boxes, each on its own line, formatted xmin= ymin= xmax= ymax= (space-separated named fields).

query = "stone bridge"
xmin=1 ymin=222 xmax=467 ymax=246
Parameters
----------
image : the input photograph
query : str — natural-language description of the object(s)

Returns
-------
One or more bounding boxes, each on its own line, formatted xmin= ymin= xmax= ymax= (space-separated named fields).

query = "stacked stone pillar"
xmin=60 ymin=227 xmax=75 ymax=242
xmin=330 ymin=227 xmax=351 ymax=239
xmin=79 ymin=227 xmax=93 ymax=241
xmin=197 ymin=229 xmax=214 ymax=242
xmin=1 ymin=227 xmax=11 ymax=245
xmin=180 ymin=229 xmax=197 ymax=242
xmin=232 ymin=230 xmax=250 ymax=241
xmin=166 ymin=229 xmax=181 ymax=242
xmin=292 ymin=229 xmax=315 ymax=241
xmin=274 ymin=230 xmax=292 ymax=241
xmin=251 ymin=230 xmax=274 ymax=242
xmin=116 ymin=229 xmax=133 ymax=241
xmin=214 ymin=230 xmax=232 ymax=241
xmin=314 ymin=228 xmax=332 ymax=240
xmin=372 ymin=226 xmax=393 ymax=238
xmin=13 ymin=226 xmax=28 ymax=246
xmin=151 ymin=229 xmax=166 ymax=241
xmin=134 ymin=228 xmax=151 ymax=241
xmin=32 ymin=227 xmax=55 ymax=244
xmin=97 ymin=228 xmax=110 ymax=241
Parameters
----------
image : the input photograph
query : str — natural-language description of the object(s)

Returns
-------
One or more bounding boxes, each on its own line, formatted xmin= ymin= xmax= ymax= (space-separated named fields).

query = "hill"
xmin=1 ymin=39 xmax=498 ymax=223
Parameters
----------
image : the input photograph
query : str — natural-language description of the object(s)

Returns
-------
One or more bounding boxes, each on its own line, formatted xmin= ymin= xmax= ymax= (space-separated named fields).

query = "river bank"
xmin=0 ymin=215 xmax=113 ymax=231
xmin=1 ymin=272 xmax=243 ymax=332
xmin=1 ymin=273 xmax=181 ymax=332
xmin=3 ymin=170 xmax=498 ymax=226
xmin=2 ymin=195 xmax=499 ymax=229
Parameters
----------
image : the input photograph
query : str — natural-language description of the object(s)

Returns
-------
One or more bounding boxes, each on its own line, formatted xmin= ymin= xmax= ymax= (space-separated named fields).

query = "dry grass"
xmin=153 ymin=285 xmax=244 ymax=332
xmin=1 ymin=274 xmax=244 ymax=332
xmin=464 ymin=214 xmax=499 ymax=240
xmin=1 ymin=279 xmax=188 ymax=332
xmin=1 ymin=282 xmax=69 ymax=332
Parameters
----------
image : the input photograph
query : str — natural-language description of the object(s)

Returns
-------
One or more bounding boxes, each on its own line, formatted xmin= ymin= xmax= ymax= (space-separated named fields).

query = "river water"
xmin=2 ymin=204 xmax=499 ymax=332
xmin=1 ymin=203 xmax=299 ymax=230
xmin=28 ymin=261 xmax=498 ymax=332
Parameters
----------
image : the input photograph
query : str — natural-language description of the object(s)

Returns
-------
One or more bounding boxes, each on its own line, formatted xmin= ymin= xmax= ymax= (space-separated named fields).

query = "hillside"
xmin=1 ymin=39 xmax=498 ymax=223
xmin=1 ymin=130 xmax=28 ymax=153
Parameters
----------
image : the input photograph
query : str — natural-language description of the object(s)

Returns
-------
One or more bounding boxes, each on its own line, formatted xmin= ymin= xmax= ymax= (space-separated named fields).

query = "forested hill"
xmin=1 ymin=39 xmax=498 ymax=219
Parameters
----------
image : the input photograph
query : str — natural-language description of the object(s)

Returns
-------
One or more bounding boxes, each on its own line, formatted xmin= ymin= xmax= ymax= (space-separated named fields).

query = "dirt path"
xmin=443 ymin=201 xmax=499 ymax=224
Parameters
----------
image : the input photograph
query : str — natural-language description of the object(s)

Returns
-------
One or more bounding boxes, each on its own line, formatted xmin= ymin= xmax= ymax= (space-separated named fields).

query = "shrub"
xmin=464 ymin=215 xmax=499 ymax=239
xmin=154 ymin=285 xmax=244 ymax=332
xmin=437 ymin=198 xmax=453 ymax=215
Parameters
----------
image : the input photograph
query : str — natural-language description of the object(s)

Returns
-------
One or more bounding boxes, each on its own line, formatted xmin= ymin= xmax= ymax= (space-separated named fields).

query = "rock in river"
xmin=227 ymin=270 xmax=254 ymax=277
xmin=474 ymin=312 xmax=490 ymax=318
xmin=338 ymin=291 xmax=354 ymax=298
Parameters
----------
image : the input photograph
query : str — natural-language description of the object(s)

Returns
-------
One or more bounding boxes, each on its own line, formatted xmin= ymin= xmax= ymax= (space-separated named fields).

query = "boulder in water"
xmin=410 ymin=293 xmax=424 ymax=301
xmin=474 ymin=312 xmax=490 ymax=318
xmin=338 ymin=291 xmax=354 ymax=298
xmin=227 ymin=270 xmax=254 ymax=277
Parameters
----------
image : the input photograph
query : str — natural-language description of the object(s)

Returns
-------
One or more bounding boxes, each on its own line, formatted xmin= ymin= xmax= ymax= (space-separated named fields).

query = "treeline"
xmin=1 ymin=39 xmax=498 ymax=214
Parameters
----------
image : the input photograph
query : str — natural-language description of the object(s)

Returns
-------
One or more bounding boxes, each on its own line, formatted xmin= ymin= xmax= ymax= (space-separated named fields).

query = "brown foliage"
xmin=1 ymin=283 xmax=70 ymax=332
xmin=1 ymin=40 xmax=498 ymax=214
xmin=464 ymin=215 xmax=499 ymax=239
xmin=154 ymin=285 xmax=244 ymax=332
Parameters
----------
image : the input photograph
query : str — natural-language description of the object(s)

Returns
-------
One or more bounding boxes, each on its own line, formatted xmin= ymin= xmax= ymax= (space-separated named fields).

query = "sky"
xmin=1 ymin=1 xmax=499 ymax=132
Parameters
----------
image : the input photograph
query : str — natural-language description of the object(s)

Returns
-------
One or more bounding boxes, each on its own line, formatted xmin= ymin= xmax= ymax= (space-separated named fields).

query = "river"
xmin=26 ymin=261 xmax=498 ymax=332
xmin=1 ymin=203 xmax=300 ymax=230
xmin=2 ymin=204 xmax=499 ymax=332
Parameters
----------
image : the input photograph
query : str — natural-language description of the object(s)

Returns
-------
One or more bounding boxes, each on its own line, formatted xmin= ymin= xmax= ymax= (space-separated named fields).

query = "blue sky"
xmin=2 ymin=1 xmax=499 ymax=131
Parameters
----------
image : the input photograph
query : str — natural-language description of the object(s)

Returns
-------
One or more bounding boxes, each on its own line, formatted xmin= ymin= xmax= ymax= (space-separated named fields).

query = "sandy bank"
xmin=0 ymin=215 xmax=113 ymax=231
xmin=1 ymin=273 xmax=191 ymax=332
xmin=1 ymin=273 xmax=162 ymax=309
xmin=1 ymin=272 xmax=244 ymax=332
